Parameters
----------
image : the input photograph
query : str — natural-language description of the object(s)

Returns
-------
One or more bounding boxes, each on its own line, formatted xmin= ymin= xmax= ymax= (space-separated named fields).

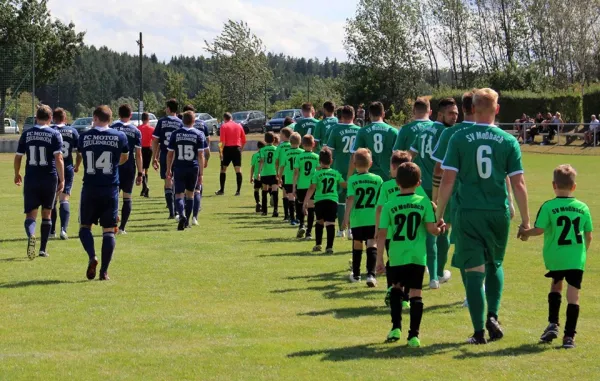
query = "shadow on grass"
xmin=259 ymin=250 xmax=350 ymax=258
xmin=287 ymin=271 xmax=346 ymax=282
xmin=271 ymin=284 xmax=340 ymax=294
xmin=0 ymin=237 xmax=29 ymax=243
xmin=0 ymin=279 xmax=87 ymax=288
xmin=0 ymin=257 xmax=29 ymax=262
xmin=288 ymin=341 xmax=465 ymax=361
xmin=125 ymin=228 xmax=173 ymax=233
xmin=453 ymin=343 xmax=548 ymax=359
xmin=299 ymin=305 xmax=388 ymax=319
xmin=241 ymin=237 xmax=299 ymax=244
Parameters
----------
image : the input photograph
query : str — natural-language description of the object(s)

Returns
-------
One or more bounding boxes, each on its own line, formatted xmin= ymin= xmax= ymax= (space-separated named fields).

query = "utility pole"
xmin=264 ymin=81 xmax=267 ymax=117
xmin=136 ymin=33 xmax=144 ymax=123
xmin=307 ymin=77 xmax=310 ymax=103
xmin=32 ymin=44 xmax=35 ymax=116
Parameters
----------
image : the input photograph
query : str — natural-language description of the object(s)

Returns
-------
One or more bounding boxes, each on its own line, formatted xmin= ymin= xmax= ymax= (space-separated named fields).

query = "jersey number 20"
xmin=393 ymin=212 xmax=421 ymax=241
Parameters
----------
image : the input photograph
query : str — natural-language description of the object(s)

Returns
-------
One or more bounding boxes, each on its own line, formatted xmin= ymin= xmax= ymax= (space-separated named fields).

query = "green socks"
xmin=485 ymin=264 xmax=504 ymax=318
xmin=337 ymin=204 xmax=346 ymax=231
xmin=465 ymin=271 xmax=486 ymax=331
xmin=460 ymin=268 xmax=467 ymax=289
xmin=426 ymin=233 xmax=438 ymax=281
xmin=436 ymin=230 xmax=450 ymax=278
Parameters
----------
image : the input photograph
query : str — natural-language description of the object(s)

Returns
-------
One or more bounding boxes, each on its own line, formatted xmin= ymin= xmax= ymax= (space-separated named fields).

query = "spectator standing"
xmin=356 ymin=104 xmax=366 ymax=127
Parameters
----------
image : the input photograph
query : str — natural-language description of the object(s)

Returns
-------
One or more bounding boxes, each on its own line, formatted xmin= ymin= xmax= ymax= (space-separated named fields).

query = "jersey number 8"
xmin=266 ymin=152 xmax=274 ymax=164
xmin=373 ymin=133 xmax=383 ymax=153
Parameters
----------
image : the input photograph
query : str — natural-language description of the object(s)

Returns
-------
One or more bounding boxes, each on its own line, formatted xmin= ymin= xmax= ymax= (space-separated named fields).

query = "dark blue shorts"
xmin=63 ymin=166 xmax=75 ymax=195
xmin=160 ymin=153 xmax=168 ymax=180
xmin=24 ymin=177 xmax=57 ymax=213
xmin=119 ymin=167 xmax=136 ymax=194
xmin=174 ymin=167 xmax=199 ymax=193
xmin=79 ymin=186 xmax=119 ymax=228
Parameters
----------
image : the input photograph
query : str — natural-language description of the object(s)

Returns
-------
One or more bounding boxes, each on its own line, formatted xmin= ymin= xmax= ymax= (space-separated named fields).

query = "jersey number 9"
xmin=304 ymin=161 xmax=312 ymax=176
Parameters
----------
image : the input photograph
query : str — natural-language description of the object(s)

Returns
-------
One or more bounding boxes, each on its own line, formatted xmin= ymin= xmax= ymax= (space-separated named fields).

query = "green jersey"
xmin=311 ymin=168 xmax=344 ymax=203
xmin=380 ymin=193 xmax=436 ymax=266
xmin=394 ymin=119 xmax=433 ymax=152
xmin=442 ymin=124 xmax=523 ymax=211
xmin=431 ymin=121 xmax=476 ymax=163
xmin=294 ymin=151 xmax=319 ymax=189
xmin=282 ymin=147 xmax=304 ymax=185
xmin=534 ymin=197 xmax=593 ymax=271
xmin=410 ymin=122 xmax=446 ymax=191
xmin=294 ymin=117 xmax=319 ymax=138
xmin=251 ymin=151 xmax=261 ymax=179
xmin=275 ymin=141 xmax=291 ymax=171
xmin=326 ymin=123 xmax=360 ymax=180
xmin=347 ymin=172 xmax=384 ymax=227
xmin=351 ymin=122 xmax=398 ymax=181
xmin=259 ymin=145 xmax=278 ymax=176
xmin=314 ymin=116 xmax=339 ymax=148
xmin=376 ymin=179 xmax=429 ymax=208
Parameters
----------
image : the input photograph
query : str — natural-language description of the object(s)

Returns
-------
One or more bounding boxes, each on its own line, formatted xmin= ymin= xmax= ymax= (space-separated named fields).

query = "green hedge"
xmin=583 ymin=86 xmax=600 ymax=122
xmin=429 ymin=89 xmax=583 ymax=124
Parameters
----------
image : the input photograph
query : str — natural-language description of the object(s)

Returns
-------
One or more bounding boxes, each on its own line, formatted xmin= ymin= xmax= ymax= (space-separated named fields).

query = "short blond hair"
xmin=473 ymin=88 xmax=499 ymax=115
xmin=280 ymin=127 xmax=293 ymax=139
xmin=554 ymin=164 xmax=577 ymax=190
xmin=290 ymin=132 xmax=301 ymax=145
xmin=353 ymin=148 xmax=372 ymax=168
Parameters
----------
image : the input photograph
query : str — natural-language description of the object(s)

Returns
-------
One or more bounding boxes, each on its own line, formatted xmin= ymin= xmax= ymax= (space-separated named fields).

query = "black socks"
xmin=548 ymin=292 xmax=561 ymax=324
xmin=326 ymin=225 xmax=335 ymax=249
xmin=408 ymin=297 xmax=424 ymax=339
xmin=315 ymin=223 xmax=324 ymax=245
xmin=219 ymin=173 xmax=226 ymax=192
xmin=366 ymin=247 xmax=377 ymax=276
xmin=565 ymin=304 xmax=580 ymax=337
xmin=236 ymin=172 xmax=242 ymax=193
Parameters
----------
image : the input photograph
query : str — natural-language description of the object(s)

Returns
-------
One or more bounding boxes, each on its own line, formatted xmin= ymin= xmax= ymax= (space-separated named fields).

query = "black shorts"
xmin=80 ymin=186 xmax=119 ymax=228
xmin=388 ymin=264 xmax=426 ymax=290
xmin=142 ymin=147 xmax=152 ymax=169
xmin=24 ymin=177 xmax=57 ymax=213
xmin=284 ymin=184 xmax=294 ymax=194
xmin=261 ymin=175 xmax=277 ymax=186
xmin=315 ymin=200 xmax=337 ymax=222
xmin=253 ymin=179 xmax=262 ymax=190
xmin=222 ymin=146 xmax=242 ymax=167
xmin=545 ymin=270 xmax=584 ymax=289
xmin=352 ymin=225 xmax=376 ymax=242
xmin=296 ymin=189 xmax=314 ymax=203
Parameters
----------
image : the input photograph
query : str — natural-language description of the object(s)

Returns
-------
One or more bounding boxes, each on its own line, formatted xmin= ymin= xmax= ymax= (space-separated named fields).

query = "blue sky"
xmin=48 ymin=0 xmax=357 ymax=62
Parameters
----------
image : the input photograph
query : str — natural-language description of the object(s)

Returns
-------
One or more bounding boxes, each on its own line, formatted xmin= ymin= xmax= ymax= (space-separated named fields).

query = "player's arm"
xmin=135 ymin=146 xmax=144 ymax=185
xmin=119 ymin=153 xmax=129 ymax=165
xmin=258 ymin=158 xmax=264 ymax=180
xmin=346 ymin=156 xmax=356 ymax=180
xmin=343 ymin=196 xmax=354 ymax=230
xmin=519 ymin=227 xmax=544 ymax=238
xmin=293 ymin=168 xmax=299 ymax=193
xmin=506 ymin=176 xmax=515 ymax=219
xmin=376 ymin=228 xmax=387 ymax=274
xmin=339 ymin=180 xmax=347 ymax=189
xmin=250 ymin=160 xmax=255 ymax=184
xmin=166 ymin=150 xmax=175 ymax=178
xmin=585 ymin=232 xmax=593 ymax=251
xmin=432 ymin=162 xmax=443 ymax=203
xmin=426 ymin=222 xmax=441 ymax=236
xmin=510 ymin=173 xmax=530 ymax=231
xmin=55 ymin=152 xmax=65 ymax=193
xmin=74 ymin=152 xmax=83 ymax=173
xmin=13 ymin=154 xmax=23 ymax=186
xmin=435 ymin=169 xmax=456 ymax=221
xmin=197 ymin=150 xmax=204 ymax=185
xmin=151 ymin=138 xmax=160 ymax=169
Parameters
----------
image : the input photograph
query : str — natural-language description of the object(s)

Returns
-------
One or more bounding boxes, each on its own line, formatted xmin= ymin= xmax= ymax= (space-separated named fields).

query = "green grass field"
xmin=1 ymin=151 xmax=600 ymax=380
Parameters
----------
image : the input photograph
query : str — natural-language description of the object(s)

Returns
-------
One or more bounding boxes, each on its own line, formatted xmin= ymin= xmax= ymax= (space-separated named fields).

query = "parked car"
xmin=72 ymin=117 xmax=93 ymax=133
xmin=129 ymin=112 xmax=158 ymax=128
xmin=266 ymin=109 xmax=301 ymax=132
xmin=196 ymin=113 xmax=218 ymax=135
xmin=218 ymin=111 xmax=266 ymax=135
xmin=3 ymin=118 xmax=20 ymax=134
xmin=22 ymin=116 xmax=35 ymax=132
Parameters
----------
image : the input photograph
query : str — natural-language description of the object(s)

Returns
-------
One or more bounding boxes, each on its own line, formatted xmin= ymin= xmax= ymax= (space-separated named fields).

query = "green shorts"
xmin=451 ymin=208 xmax=510 ymax=270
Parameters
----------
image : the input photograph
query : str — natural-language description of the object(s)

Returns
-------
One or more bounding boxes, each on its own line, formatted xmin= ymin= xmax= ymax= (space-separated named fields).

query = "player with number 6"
xmin=435 ymin=88 xmax=530 ymax=344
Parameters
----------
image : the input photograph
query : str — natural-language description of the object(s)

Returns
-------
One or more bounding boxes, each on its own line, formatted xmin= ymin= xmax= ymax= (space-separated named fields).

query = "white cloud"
xmin=47 ymin=0 xmax=350 ymax=61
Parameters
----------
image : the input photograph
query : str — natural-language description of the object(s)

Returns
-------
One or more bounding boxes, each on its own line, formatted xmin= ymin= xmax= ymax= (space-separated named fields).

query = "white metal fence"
xmin=496 ymin=122 xmax=598 ymax=147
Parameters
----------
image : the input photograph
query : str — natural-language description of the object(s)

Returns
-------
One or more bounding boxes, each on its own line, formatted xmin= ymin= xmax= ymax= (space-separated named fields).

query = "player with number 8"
xmin=258 ymin=132 xmax=280 ymax=217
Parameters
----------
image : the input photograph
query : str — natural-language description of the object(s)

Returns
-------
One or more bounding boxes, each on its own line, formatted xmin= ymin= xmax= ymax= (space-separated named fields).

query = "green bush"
xmin=582 ymin=85 xmax=600 ymax=122
xmin=429 ymin=89 xmax=583 ymax=124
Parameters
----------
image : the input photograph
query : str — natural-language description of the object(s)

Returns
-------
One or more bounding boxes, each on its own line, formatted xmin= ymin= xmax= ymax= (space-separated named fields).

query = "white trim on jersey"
xmin=508 ymin=170 xmax=524 ymax=177
xmin=441 ymin=165 xmax=458 ymax=172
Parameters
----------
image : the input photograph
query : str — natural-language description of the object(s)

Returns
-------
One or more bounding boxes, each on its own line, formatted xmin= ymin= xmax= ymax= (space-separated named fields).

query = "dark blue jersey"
xmin=52 ymin=124 xmax=79 ymax=168
xmin=111 ymin=121 xmax=142 ymax=172
xmin=78 ymin=127 xmax=129 ymax=187
xmin=193 ymin=119 xmax=210 ymax=138
xmin=17 ymin=125 xmax=63 ymax=180
xmin=167 ymin=127 xmax=207 ymax=169
xmin=153 ymin=116 xmax=183 ymax=156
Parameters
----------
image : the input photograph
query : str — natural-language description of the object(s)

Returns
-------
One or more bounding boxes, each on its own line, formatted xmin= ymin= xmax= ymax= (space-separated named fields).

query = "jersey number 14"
xmin=85 ymin=151 xmax=113 ymax=174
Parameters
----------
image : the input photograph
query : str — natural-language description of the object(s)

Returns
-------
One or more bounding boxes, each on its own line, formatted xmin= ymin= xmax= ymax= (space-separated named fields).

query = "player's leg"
xmin=216 ymin=152 xmax=230 ymax=195
xmin=365 ymin=234 xmax=377 ymax=287
xmin=281 ymin=180 xmax=289 ymax=221
xmin=253 ymin=180 xmax=262 ymax=212
xmin=261 ymin=181 xmax=269 ymax=216
xmin=436 ymin=228 xmax=451 ymax=283
xmin=407 ymin=265 xmax=426 ymax=347
xmin=387 ymin=267 xmax=404 ymax=342
xmin=313 ymin=201 xmax=324 ymax=251
xmin=38 ymin=180 xmax=57 ymax=257
xmin=286 ymin=185 xmax=296 ymax=225
xmin=161 ymin=154 xmax=175 ymax=218
xmin=98 ymin=187 xmax=120 ymax=280
xmin=119 ymin=192 xmax=132 ymax=234
xmin=270 ymin=183 xmax=279 ymax=217
xmin=306 ymin=198 xmax=315 ymax=241
xmin=141 ymin=147 xmax=151 ymax=196
xmin=336 ymin=187 xmax=347 ymax=237
xmin=184 ymin=169 xmax=198 ymax=227
xmin=50 ymin=199 xmax=58 ymax=238
xmin=426 ymin=233 xmax=439 ymax=288
xmin=78 ymin=187 xmax=99 ymax=279
xmin=192 ymin=184 xmax=202 ymax=225
xmin=234 ymin=147 xmax=243 ymax=196
xmin=295 ymin=190 xmax=306 ymax=234
xmin=485 ymin=263 xmax=504 ymax=341
xmin=563 ymin=271 xmax=583 ymax=348
xmin=541 ymin=275 xmax=563 ymax=343
xmin=174 ymin=173 xmax=187 ymax=230
xmin=350 ymin=237 xmax=363 ymax=282
xmin=58 ymin=167 xmax=74 ymax=239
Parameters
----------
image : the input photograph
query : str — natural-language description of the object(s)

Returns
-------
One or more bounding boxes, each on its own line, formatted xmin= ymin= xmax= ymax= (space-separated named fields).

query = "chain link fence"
xmin=0 ymin=43 xmax=36 ymax=135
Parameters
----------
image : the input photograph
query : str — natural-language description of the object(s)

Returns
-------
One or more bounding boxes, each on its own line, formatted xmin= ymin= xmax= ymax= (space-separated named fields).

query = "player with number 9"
xmin=326 ymin=105 xmax=360 ymax=238
xmin=349 ymin=102 xmax=398 ymax=181
xmin=77 ymin=105 xmax=129 ymax=281
xmin=293 ymin=135 xmax=319 ymax=240
xmin=436 ymin=88 xmax=531 ymax=344
xmin=258 ymin=132 xmax=280 ymax=217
